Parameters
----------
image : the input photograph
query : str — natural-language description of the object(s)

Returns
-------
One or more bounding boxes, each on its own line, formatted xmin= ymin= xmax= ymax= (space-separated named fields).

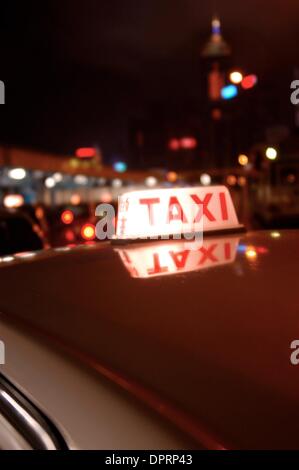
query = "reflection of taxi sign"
xmin=116 ymin=186 xmax=243 ymax=241
xmin=116 ymin=236 xmax=240 ymax=278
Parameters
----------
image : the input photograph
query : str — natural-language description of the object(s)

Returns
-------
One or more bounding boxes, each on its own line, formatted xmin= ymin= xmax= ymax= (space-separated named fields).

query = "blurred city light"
xmin=166 ymin=171 xmax=178 ymax=183
xmin=4 ymin=194 xmax=24 ymax=208
xmin=45 ymin=177 xmax=56 ymax=188
xmin=238 ymin=154 xmax=249 ymax=166
xmin=180 ymin=137 xmax=197 ymax=150
xmin=15 ymin=252 xmax=36 ymax=259
xmin=241 ymin=74 xmax=258 ymax=90
xmin=245 ymin=247 xmax=257 ymax=259
xmin=98 ymin=177 xmax=107 ymax=186
xmin=287 ymin=174 xmax=296 ymax=184
xmin=61 ymin=210 xmax=74 ymax=225
xmin=211 ymin=16 xmax=221 ymax=35
xmin=211 ymin=108 xmax=222 ymax=120
xmin=265 ymin=147 xmax=278 ymax=160
xmin=226 ymin=175 xmax=237 ymax=186
xmin=74 ymin=174 xmax=89 ymax=185
xmin=200 ymin=173 xmax=212 ymax=186
xmin=35 ymin=207 xmax=44 ymax=219
xmin=81 ymin=223 xmax=96 ymax=241
xmin=1 ymin=256 xmax=14 ymax=263
xmin=229 ymin=71 xmax=243 ymax=84
xmin=168 ymin=138 xmax=180 ymax=151
xmin=237 ymin=244 xmax=247 ymax=253
xmin=65 ymin=229 xmax=75 ymax=242
xmin=145 ymin=176 xmax=158 ymax=187
xmin=100 ymin=192 xmax=113 ymax=203
xmin=113 ymin=161 xmax=127 ymax=173
xmin=256 ymin=246 xmax=269 ymax=254
xmin=53 ymin=172 xmax=63 ymax=183
xmin=168 ymin=137 xmax=197 ymax=150
xmin=221 ymin=84 xmax=238 ymax=100
xmin=8 ymin=168 xmax=26 ymax=180
xmin=75 ymin=147 xmax=96 ymax=159
xmin=112 ymin=178 xmax=122 ymax=188
xmin=238 ymin=176 xmax=247 ymax=187
xmin=70 ymin=194 xmax=81 ymax=205
xmin=33 ymin=170 xmax=44 ymax=179
xmin=271 ymin=231 xmax=281 ymax=239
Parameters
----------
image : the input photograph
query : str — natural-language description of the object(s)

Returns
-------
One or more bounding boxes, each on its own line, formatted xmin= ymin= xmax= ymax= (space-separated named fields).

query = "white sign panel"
xmin=116 ymin=186 xmax=240 ymax=240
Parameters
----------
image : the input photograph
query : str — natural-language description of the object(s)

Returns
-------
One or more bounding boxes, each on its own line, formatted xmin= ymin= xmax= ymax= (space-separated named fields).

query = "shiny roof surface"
xmin=0 ymin=230 xmax=299 ymax=449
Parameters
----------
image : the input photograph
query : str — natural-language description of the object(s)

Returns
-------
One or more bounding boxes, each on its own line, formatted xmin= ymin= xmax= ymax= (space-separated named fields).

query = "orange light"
xmin=101 ymin=192 xmax=113 ymax=203
xmin=238 ymin=154 xmax=248 ymax=166
xmin=226 ymin=175 xmax=237 ymax=186
xmin=245 ymin=247 xmax=257 ymax=259
xmin=70 ymin=194 xmax=81 ymax=205
xmin=75 ymin=147 xmax=96 ymax=158
xmin=81 ymin=223 xmax=96 ymax=241
xmin=35 ymin=207 xmax=44 ymax=219
xmin=167 ymin=171 xmax=178 ymax=183
xmin=238 ymin=176 xmax=247 ymax=187
xmin=61 ymin=210 xmax=74 ymax=225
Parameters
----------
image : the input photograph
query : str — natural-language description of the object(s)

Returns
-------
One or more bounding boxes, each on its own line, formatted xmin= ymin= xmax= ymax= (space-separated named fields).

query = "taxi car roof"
xmin=0 ymin=230 xmax=299 ymax=449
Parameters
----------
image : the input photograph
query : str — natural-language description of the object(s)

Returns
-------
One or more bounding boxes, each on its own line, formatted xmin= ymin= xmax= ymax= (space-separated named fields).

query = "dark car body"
xmin=0 ymin=230 xmax=299 ymax=449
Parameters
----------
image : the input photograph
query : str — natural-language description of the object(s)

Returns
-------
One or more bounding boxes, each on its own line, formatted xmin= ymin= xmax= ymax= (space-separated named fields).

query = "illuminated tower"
xmin=201 ymin=16 xmax=232 ymax=102
xmin=201 ymin=16 xmax=232 ymax=168
xmin=201 ymin=16 xmax=231 ymax=60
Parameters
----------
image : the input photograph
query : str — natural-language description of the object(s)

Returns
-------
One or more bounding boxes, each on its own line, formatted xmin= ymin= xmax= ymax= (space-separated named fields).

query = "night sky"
xmin=0 ymin=0 xmax=299 ymax=165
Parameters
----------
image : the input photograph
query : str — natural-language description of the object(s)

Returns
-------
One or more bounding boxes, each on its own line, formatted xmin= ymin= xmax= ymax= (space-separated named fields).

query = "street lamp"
xmin=200 ymin=173 xmax=212 ymax=186
xmin=238 ymin=154 xmax=249 ymax=166
xmin=265 ymin=147 xmax=278 ymax=160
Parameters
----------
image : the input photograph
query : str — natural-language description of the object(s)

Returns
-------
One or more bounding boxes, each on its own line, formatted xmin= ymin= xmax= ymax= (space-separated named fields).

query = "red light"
xmin=241 ymin=74 xmax=258 ymax=90
xmin=61 ymin=210 xmax=74 ymax=225
xmin=168 ymin=139 xmax=180 ymax=151
xmin=81 ymin=223 xmax=96 ymax=241
xmin=256 ymin=246 xmax=269 ymax=254
xmin=84 ymin=241 xmax=96 ymax=246
xmin=180 ymin=137 xmax=197 ymax=150
xmin=75 ymin=147 xmax=96 ymax=159
xmin=65 ymin=229 xmax=75 ymax=242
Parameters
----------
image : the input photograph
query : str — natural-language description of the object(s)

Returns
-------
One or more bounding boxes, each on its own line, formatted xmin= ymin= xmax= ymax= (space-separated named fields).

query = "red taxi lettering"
xmin=191 ymin=193 xmax=216 ymax=222
xmin=219 ymin=192 xmax=228 ymax=221
xmin=224 ymin=242 xmax=231 ymax=260
xmin=167 ymin=197 xmax=187 ymax=223
xmin=169 ymin=250 xmax=189 ymax=269
xmin=198 ymin=244 xmax=218 ymax=265
xmin=139 ymin=191 xmax=230 ymax=227
xmin=139 ymin=198 xmax=160 ymax=225
xmin=147 ymin=253 xmax=169 ymax=275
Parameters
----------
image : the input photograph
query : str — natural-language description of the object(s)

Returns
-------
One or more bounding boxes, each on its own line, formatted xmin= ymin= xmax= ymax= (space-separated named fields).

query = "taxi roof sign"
xmin=115 ymin=186 xmax=244 ymax=242
xmin=116 ymin=235 xmax=240 ymax=278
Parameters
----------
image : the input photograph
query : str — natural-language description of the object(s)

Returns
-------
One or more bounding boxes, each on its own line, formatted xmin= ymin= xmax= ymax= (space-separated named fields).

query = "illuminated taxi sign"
xmin=116 ymin=236 xmax=240 ymax=278
xmin=116 ymin=186 xmax=242 ymax=241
